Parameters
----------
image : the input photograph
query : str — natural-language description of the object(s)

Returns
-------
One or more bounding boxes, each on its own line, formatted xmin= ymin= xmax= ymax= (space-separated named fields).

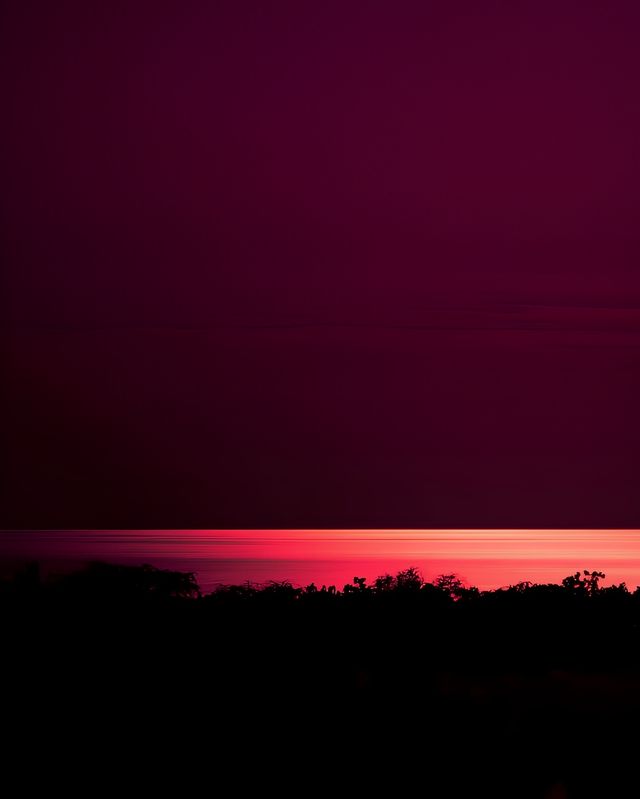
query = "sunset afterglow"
xmin=4 ymin=529 xmax=640 ymax=592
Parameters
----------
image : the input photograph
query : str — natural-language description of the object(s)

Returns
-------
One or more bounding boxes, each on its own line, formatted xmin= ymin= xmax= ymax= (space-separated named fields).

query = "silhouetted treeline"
xmin=0 ymin=560 xmax=630 ymax=604
xmin=4 ymin=562 xmax=640 ymax=670
xmin=4 ymin=561 xmax=640 ymax=798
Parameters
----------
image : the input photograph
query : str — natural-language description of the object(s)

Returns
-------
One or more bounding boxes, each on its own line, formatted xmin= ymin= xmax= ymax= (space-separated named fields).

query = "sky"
xmin=2 ymin=1 xmax=640 ymax=529
xmin=3 ymin=530 xmax=640 ymax=592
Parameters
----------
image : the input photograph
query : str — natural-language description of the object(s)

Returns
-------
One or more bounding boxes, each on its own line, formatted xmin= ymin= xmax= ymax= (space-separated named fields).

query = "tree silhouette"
xmin=562 ymin=570 xmax=606 ymax=596
xmin=434 ymin=573 xmax=466 ymax=599
xmin=374 ymin=573 xmax=395 ymax=592
xmin=395 ymin=566 xmax=423 ymax=591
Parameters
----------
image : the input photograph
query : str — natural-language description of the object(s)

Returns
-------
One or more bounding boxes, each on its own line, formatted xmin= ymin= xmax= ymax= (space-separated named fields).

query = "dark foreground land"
xmin=4 ymin=562 xmax=640 ymax=797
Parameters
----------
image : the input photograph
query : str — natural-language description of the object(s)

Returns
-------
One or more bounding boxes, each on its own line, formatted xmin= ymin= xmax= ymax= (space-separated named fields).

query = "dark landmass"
xmin=4 ymin=562 xmax=639 ymax=797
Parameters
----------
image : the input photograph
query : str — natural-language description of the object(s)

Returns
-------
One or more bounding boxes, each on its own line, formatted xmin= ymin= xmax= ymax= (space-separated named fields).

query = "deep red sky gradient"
xmin=2 ymin=2 xmax=640 ymax=528
xmin=3 ymin=530 xmax=640 ymax=592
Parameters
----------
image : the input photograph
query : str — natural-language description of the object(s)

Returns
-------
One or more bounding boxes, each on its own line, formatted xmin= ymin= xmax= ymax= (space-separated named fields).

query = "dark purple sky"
xmin=2 ymin=1 xmax=640 ymax=529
